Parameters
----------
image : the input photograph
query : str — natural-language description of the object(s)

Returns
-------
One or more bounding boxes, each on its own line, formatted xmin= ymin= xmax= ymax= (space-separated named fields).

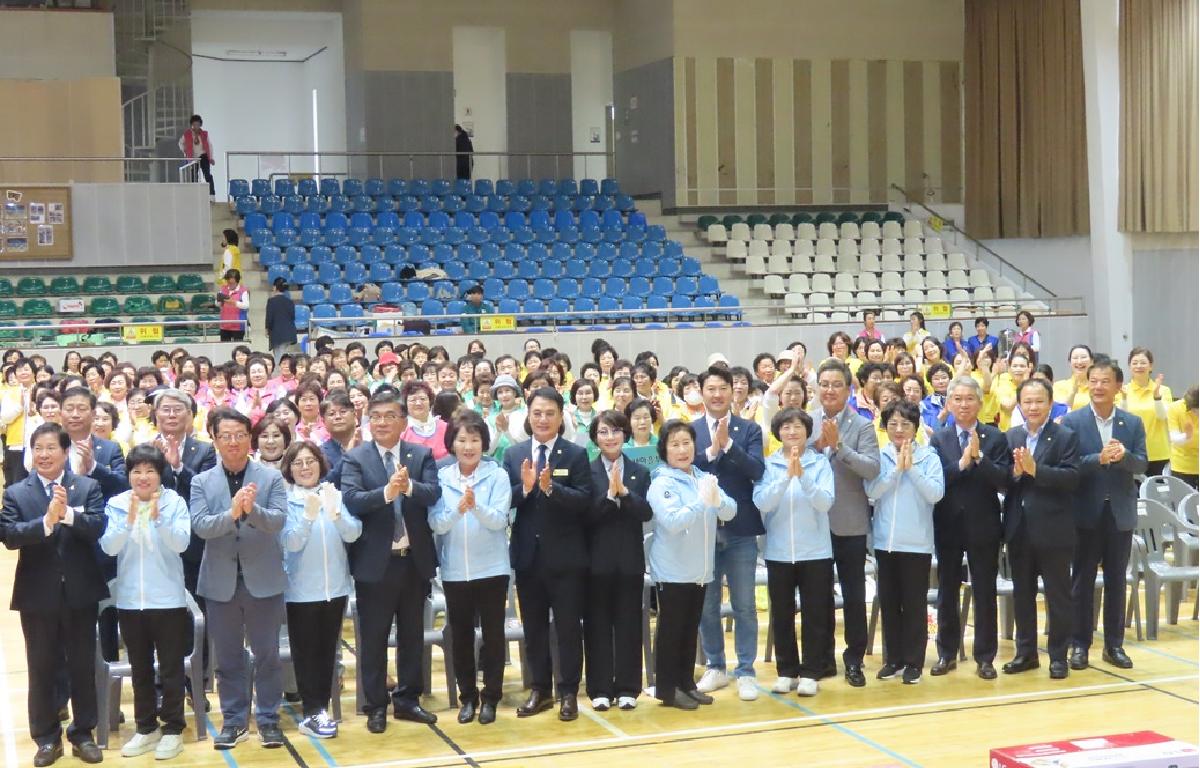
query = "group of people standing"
xmin=0 ymin=324 xmax=1185 ymax=766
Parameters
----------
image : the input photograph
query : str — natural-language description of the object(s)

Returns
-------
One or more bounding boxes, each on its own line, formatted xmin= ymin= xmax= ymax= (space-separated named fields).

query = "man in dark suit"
xmin=341 ymin=386 xmax=441 ymax=733
xmin=584 ymin=410 xmax=653 ymax=710
xmin=1 ymin=422 xmax=107 ymax=766
xmin=319 ymin=390 xmax=360 ymax=487
xmin=502 ymin=387 xmax=593 ymax=721
xmin=930 ymin=376 xmax=1012 ymax=679
xmin=692 ymin=365 xmax=766 ymax=700
xmin=1062 ymin=358 xmax=1147 ymax=670
xmin=1002 ymin=378 xmax=1080 ymax=680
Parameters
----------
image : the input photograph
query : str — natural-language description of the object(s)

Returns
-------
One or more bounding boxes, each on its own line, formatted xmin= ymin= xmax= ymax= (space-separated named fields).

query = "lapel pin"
xmin=733 ymin=426 xmax=739 ymax=432
xmin=556 ymin=448 xmax=562 ymax=455
xmin=405 ymin=453 xmax=411 ymax=459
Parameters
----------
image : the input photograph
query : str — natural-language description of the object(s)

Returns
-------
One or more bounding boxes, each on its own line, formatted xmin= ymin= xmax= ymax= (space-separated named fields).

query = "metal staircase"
xmin=114 ymin=0 xmax=193 ymax=181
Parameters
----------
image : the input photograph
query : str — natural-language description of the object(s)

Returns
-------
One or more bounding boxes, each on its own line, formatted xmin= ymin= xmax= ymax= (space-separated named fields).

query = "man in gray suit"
xmin=809 ymin=359 xmax=881 ymax=687
xmin=190 ymin=408 xmax=288 ymax=751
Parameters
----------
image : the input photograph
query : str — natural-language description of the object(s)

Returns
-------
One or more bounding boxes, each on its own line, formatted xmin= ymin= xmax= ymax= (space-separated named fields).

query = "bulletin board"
xmin=1 ymin=185 xmax=72 ymax=260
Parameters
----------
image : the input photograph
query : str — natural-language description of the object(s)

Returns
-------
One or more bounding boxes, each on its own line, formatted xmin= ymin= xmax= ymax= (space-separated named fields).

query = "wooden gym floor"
xmin=0 ymin=549 xmax=1194 ymax=768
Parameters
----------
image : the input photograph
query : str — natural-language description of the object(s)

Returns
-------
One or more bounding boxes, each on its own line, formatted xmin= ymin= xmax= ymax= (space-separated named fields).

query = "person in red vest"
xmin=217 ymin=269 xmax=249 ymax=342
xmin=178 ymin=114 xmax=215 ymax=198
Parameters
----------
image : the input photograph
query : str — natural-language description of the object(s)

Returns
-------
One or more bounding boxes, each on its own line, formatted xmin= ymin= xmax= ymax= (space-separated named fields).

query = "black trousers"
xmin=1071 ymin=508 xmax=1133 ymax=650
xmin=935 ymin=539 xmax=1000 ymax=663
xmin=827 ymin=533 xmax=868 ymax=666
xmin=1146 ymin=459 xmax=1169 ymax=477
xmin=516 ymin=567 xmax=584 ymax=696
xmin=21 ymin=603 xmax=98 ymax=747
xmin=199 ymin=153 xmax=215 ymax=196
xmin=219 ymin=329 xmax=245 ymax=342
xmin=875 ymin=550 xmax=931 ymax=670
xmin=118 ymin=608 xmax=190 ymax=735
xmin=1174 ymin=472 xmax=1199 ymax=490
xmin=584 ymin=572 xmax=644 ymax=700
xmin=286 ymin=596 xmax=347 ymax=716
xmin=653 ymin=583 xmax=705 ymax=705
xmin=766 ymin=559 xmax=834 ymax=679
xmin=356 ymin=555 xmax=428 ymax=713
xmin=4 ymin=447 xmax=27 ymax=487
xmin=442 ymin=576 xmax=508 ymax=705
xmin=1010 ymin=526 xmax=1072 ymax=661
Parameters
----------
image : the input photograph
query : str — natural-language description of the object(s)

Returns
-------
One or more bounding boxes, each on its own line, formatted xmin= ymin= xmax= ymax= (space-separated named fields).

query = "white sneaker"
xmin=155 ymin=734 xmax=184 ymax=760
xmin=121 ymin=730 xmax=162 ymax=757
xmin=796 ymin=678 xmax=819 ymax=697
xmin=696 ymin=669 xmax=729 ymax=693
xmin=591 ymin=697 xmax=611 ymax=711
xmin=736 ymin=676 xmax=759 ymax=701
xmin=617 ymin=696 xmax=637 ymax=710
xmin=772 ymin=676 xmax=797 ymax=693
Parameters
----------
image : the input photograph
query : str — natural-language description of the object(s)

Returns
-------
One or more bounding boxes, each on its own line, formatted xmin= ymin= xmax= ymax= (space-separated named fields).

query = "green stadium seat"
xmin=196 ymin=315 xmax=219 ymax=337
xmin=147 ymin=275 xmax=176 ymax=293
xmin=813 ymin=212 xmax=837 ymax=225
xmin=745 ymin=214 xmax=767 ymax=227
xmin=176 ymin=274 xmax=205 ymax=293
xmin=115 ymin=275 xmax=145 ymax=294
xmin=696 ymin=215 xmax=718 ymax=231
xmin=0 ymin=300 xmax=15 ymax=318
xmin=124 ymin=296 xmax=154 ymax=314
xmin=165 ymin=319 xmax=192 ymax=337
xmin=50 ymin=276 xmax=80 ymax=296
xmin=16 ymin=277 xmax=46 ymax=296
xmin=0 ymin=322 xmax=17 ymax=341
xmin=158 ymin=295 xmax=186 ymax=313
xmin=861 ymin=211 xmax=883 ymax=224
xmin=767 ymin=213 xmax=790 ymax=227
xmin=792 ymin=212 xmax=813 ymax=225
xmin=836 ymin=211 xmax=859 ymax=225
xmin=88 ymin=297 xmax=120 ymax=315
xmin=83 ymin=276 xmax=114 ymax=294
xmin=882 ymin=210 xmax=905 ymax=223
xmin=24 ymin=320 xmax=54 ymax=340
xmin=721 ymin=215 xmax=743 ymax=229
xmin=21 ymin=299 xmax=53 ymax=317
xmin=189 ymin=293 xmax=217 ymax=312
xmin=0 ymin=278 xmax=11 ymax=297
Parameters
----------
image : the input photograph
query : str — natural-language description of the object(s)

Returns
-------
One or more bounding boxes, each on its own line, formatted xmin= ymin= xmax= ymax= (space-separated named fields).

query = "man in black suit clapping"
xmin=1 ymin=423 xmax=108 ymax=766
xmin=502 ymin=388 xmax=594 ymax=722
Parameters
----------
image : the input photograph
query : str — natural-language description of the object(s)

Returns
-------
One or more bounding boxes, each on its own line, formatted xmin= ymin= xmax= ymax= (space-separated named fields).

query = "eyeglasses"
xmin=368 ymin=412 xmax=402 ymax=423
xmin=157 ymin=406 xmax=187 ymax=416
xmin=290 ymin=458 xmax=319 ymax=469
xmin=216 ymin=432 xmax=249 ymax=443
xmin=817 ymin=381 xmax=847 ymax=390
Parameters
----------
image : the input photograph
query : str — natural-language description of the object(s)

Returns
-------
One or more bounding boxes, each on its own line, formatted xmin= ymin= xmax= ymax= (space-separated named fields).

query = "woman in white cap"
xmin=486 ymin=374 xmax=527 ymax=459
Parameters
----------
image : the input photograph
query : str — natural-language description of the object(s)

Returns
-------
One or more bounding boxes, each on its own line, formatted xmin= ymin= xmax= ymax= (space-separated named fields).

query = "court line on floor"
xmin=578 ymin=702 xmax=631 ymax=739
xmin=761 ymin=687 xmax=922 ymax=768
xmin=332 ymin=673 xmax=1198 ymax=768
xmin=0 ymin=631 xmax=19 ymax=768
xmin=283 ymin=702 xmax=339 ymax=767
xmin=427 ymin=722 xmax=481 ymax=768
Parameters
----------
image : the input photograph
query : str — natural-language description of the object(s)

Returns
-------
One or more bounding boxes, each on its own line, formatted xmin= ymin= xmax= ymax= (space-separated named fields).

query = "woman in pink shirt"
xmin=400 ymin=380 xmax=448 ymax=460
xmin=293 ymin=380 xmax=330 ymax=443
xmin=856 ymin=309 xmax=885 ymax=341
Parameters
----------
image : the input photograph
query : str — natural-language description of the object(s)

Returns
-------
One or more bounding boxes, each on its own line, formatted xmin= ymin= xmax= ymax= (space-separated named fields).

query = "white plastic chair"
xmin=752 ymin=224 xmax=774 ymax=241
xmin=813 ymin=253 xmax=837 ymax=273
xmin=815 ymin=238 xmax=837 ymax=257
xmin=770 ymin=239 xmax=793 ymax=257
xmin=881 ymin=253 xmax=904 ymax=272
xmin=763 ymin=274 xmax=786 ymax=296
xmin=707 ymin=224 xmax=728 ymax=243
xmin=925 ymin=252 xmax=947 ymax=271
xmin=774 ymin=223 xmax=795 ymax=241
xmin=969 ymin=268 xmax=992 ymax=288
xmin=730 ymin=222 xmax=751 ymax=241
xmin=903 ymin=252 xmax=925 ymax=272
xmin=832 ymin=290 xmax=856 ymax=309
xmin=859 ymin=252 xmax=882 ymax=273
xmin=787 ymin=274 xmax=810 ymax=294
xmin=903 ymin=270 xmax=926 ymax=290
xmin=881 ymin=238 xmax=902 ymax=257
xmin=924 ymin=237 xmax=945 ymax=256
xmin=784 ymin=292 xmax=807 ymax=317
xmin=858 ymin=238 xmax=881 ymax=257
xmin=947 ymin=269 xmax=969 ymax=289
xmin=925 ymin=270 xmax=948 ymax=289
xmin=860 ymin=221 xmax=882 ymax=239
xmin=796 ymin=222 xmax=817 ymax=240
xmin=903 ymin=237 xmax=925 ymax=257
xmin=880 ymin=289 xmax=903 ymax=306
xmin=840 ymin=222 xmax=861 ymax=240
xmin=834 ymin=273 xmax=858 ymax=293
xmin=948 ymin=288 xmax=971 ymax=304
xmin=925 ymin=288 xmax=949 ymax=303
xmin=793 ymin=239 xmax=815 ymax=257
xmin=838 ymin=238 xmax=860 ymax=257
xmin=726 ymin=240 xmax=747 ymax=261
xmin=857 ymin=272 xmax=881 ymax=292
xmin=767 ymin=252 xmax=791 ymax=274
xmin=903 ymin=288 xmax=926 ymax=305
xmin=792 ymin=253 xmax=814 ymax=273
xmin=947 ymin=252 xmax=969 ymax=271
xmin=836 ymin=252 xmax=860 ymax=274
xmin=881 ymin=220 xmax=903 ymax=239
xmin=880 ymin=271 xmax=904 ymax=292
xmin=903 ymin=219 xmax=924 ymax=238
xmin=810 ymin=273 xmax=834 ymax=294
xmin=974 ymin=286 xmax=995 ymax=303
xmin=817 ymin=222 xmax=838 ymax=240
xmin=1133 ymin=499 xmax=1200 ymax=638
xmin=745 ymin=251 xmax=767 ymax=276
xmin=855 ymin=291 xmax=878 ymax=309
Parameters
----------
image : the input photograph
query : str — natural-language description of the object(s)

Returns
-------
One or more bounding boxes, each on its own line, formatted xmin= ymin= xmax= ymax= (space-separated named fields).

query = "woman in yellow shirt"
xmin=1122 ymin=347 xmax=1172 ymax=475
xmin=969 ymin=347 xmax=1001 ymax=426
xmin=995 ymin=353 xmax=1033 ymax=432
xmin=1052 ymin=344 xmax=1093 ymax=411
xmin=825 ymin=331 xmax=859 ymax=378
xmin=1167 ymin=387 xmax=1198 ymax=488
xmin=902 ymin=311 xmax=931 ymax=356
xmin=873 ymin=382 xmax=927 ymax=448
xmin=219 ymin=229 xmax=241 ymax=279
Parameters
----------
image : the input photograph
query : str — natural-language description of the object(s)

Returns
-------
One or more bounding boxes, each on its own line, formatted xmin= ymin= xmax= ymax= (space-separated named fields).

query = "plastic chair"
xmin=1132 ymin=499 xmax=1199 ymax=638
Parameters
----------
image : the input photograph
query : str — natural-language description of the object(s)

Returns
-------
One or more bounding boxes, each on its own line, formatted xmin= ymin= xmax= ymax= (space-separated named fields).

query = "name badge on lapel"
xmin=552 ymin=468 xmax=569 ymax=477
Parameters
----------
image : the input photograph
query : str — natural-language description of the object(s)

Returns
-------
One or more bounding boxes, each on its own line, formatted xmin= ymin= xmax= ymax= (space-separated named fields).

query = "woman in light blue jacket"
xmin=647 ymin=420 xmax=736 ymax=711
xmin=866 ymin=400 xmax=945 ymax=685
xmin=428 ymin=411 xmax=513 ymax=726
xmin=279 ymin=440 xmax=362 ymax=740
xmin=752 ymin=408 xmax=835 ymax=698
xmin=99 ymin=444 xmax=191 ymax=761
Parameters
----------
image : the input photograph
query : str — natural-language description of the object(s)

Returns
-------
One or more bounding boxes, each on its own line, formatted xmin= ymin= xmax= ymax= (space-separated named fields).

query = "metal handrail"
xmin=0 ymin=317 xmax=240 ymax=348
xmin=888 ymin=183 xmax=1056 ymax=299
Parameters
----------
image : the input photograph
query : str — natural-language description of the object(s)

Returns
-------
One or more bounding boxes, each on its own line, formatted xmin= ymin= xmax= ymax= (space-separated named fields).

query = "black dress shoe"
xmin=977 ymin=662 xmax=997 ymax=680
xmin=558 ymin=694 xmax=578 ymax=722
xmin=366 ymin=710 xmax=387 ymax=734
xmin=844 ymin=664 xmax=866 ymax=687
xmin=516 ymin=690 xmax=554 ymax=717
xmin=1103 ymin=646 xmax=1133 ymax=669
xmin=666 ymin=694 xmax=698 ymax=710
xmin=1069 ymin=648 xmax=1089 ymax=670
xmin=478 ymin=702 xmax=496 ymax=725
xmin=683 ymin=689 xmax=714 ymax=705
xmin=930 ymin=658 xmax=957 ymax=676
xmin=1002 ymin=655 xmax=1040 ymax=674
xmin=394 ymin=704 xmax=438 ymax=725
xmin=1049 ymin=660 xmax=1069 ymax=679
xmin=33 ymin=743 xmax=62 ymax=767
xmin=457 ymin=700 xmax=477 ymax=724
xmin=71 ymin=741 xmax=102 ymax=764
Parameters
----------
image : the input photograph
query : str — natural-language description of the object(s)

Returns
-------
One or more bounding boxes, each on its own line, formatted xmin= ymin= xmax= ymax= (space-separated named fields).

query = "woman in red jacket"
xmin=178 ymin=114 xmax=215 ymax=197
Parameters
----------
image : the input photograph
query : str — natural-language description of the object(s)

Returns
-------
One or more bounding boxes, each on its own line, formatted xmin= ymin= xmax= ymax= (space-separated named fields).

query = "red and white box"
xmin=991 ymin=731 xmax=1199 ymax=768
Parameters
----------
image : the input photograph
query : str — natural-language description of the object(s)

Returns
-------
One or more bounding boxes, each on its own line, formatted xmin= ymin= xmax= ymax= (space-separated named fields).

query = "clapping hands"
xmin=699 ymin=474 xmax=722 ymax=508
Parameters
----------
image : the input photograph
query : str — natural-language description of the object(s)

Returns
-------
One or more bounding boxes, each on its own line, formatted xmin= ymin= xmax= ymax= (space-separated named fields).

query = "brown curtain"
xmin=1119 ymin=0 xmax=1199 ymax=233
xmin=964 ymin=0 xmax=1090 ymax=238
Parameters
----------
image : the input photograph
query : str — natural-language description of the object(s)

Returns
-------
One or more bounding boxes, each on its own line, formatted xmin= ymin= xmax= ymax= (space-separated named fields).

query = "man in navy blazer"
xmin=1061 ymin=358 xmax=1147 ymax=671
xmin=692 ymin=365 xmax=766 ymax=700
xmin=502 ymin=387 xmax=593 ymax=721
xmin=1 ymin=422 xmax=108 ymax=766
xmin=340 ymin=386 xmax=441 ymax=733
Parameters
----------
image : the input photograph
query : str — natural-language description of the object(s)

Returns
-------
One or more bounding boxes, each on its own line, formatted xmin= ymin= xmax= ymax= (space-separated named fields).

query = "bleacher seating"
xmin=233 ymin=176 xmax=741 ymax=329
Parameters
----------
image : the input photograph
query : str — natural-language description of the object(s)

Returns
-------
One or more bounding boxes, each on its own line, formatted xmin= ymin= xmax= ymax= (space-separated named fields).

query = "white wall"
xmin=452 ymin=26 xmax=508 ymax=180
xmin=191 ymin=11 xmax=346 ymax=199
xmin=570 ymin=30 xmax=614 ymax=179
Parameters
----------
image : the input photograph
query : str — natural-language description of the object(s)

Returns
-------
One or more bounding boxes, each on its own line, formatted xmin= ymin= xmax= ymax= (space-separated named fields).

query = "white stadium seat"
xmin=788 ymin=274 xmax=810 ymax=294
xmin=903 ymin=219 xmax=924 ymax=238
xmin=858 ymin=238 xmax=881 ymax=257
xmin=903 ymin=252 xmax=925 ymax=271
xmin=752 ymin=224 xmax=774 ymax=241
xmin=880 ymin=289 xmax=903 ymax=306
xmin=925 ymin=252 xmax=947 ymax=271
xmin=707 ymin=224 xmax=728 ymax=243
xmin=840 ymin=222 xmax=861 ymax=240
xmin=745 ymin=251 xmax=767 ymax=276
xmin=924 ymin=270 xmax=948 ymax=289
xmin=796 ymin=223 xmax=817 ymax=240
xmin=748 ymin=239 xmax=769 ymax=262
xmin=969 ymin=268 xmax=992 ymax=287
xmin=792 ymin=253 xmax=814 ymax=273
xmin=832 ymin=290 xmax=855 ymax=308
xmin=881 ymin=238 xmax=902 ymax=257
xmin=857 ymin=272 xmax=881 ymax=291
xmin=948 ymin=288 xmax=971 ymax=304
xmin=808 ymin=292 xmax=831 ymax=309
xmin=859 ymin=253 xmax=882 ymax=273
xmin=726 ymin=240 xmax=747 ymax=260
xmin=813 ymin=253 xmax=837 ymax=273
xmin=947 ymin=252 xmax=969 ymax=271
xmin=924 ymin=237 xmax=944 ymax=256
xmin=836 ymin=252 xmax=860 ymax=274
xmin=811 ymin=273 xmax=834 ymax=293
xmin=774 ymin=223 xmax=795 ymax=241
xmin=730 ymin=222 xmax=751 ymax=241
xmin=881 ymin=220 xmax=903 ymax=239
xmin=770 ymin=239 xmax=792 ymax=257
xmin=903 ymin=288 xmax=926 ymax=305
xmin=829 ymin=311 xmax=852 ymax=323
xmin=926 ymin=288 xmax=949 ymax=303
xmin=763 ymin=274 xmax=786 ymax=296
xmin=784 ymin=292 xmax=807 ymax=316
xmin=947 ymin=269 xmax=969 ymax=288
xmin=880 ymin=271 xmax=904 ymax=292
xmin=793 ymin=239 xmax=815 ymax=257
xmin=860 ymin=221 xmax=882 ymax=239
xmin=837 ymin=239 xmax=859 ymax=257
xmin=855 ymin=291 xmax=878 ymax=308
xmin=974 ymin=286 xmax=995 ymax=303
xmin=881 ymin=253 xmax=904 ymax=272
xmin=818 ymin=222 xmax=838 ymax=240
xmin=834 ymin=273 xmax=857 ymax=292
xmin=767 ymin=252 xmax=791 ymax=274
xmin=903 ymin=270 xmax=926 ymax=290
xmin=903 ymin=237 xmax=924 ymax=256
xmin=815 ymin=238 xmax=837 ymax=257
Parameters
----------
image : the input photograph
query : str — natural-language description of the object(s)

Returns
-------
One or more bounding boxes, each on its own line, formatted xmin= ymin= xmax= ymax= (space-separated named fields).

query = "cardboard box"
xmin=990 ymin=731 xmax=1199 ymax=768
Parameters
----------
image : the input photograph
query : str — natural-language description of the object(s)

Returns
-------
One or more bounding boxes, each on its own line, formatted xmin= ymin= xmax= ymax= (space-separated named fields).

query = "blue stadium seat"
xmin=229 ymin=179 xmax=250 ymax=198
xmin=432 ymin=179 xmax=452 ymax=196
xmin=581 ymin=277 xmax=602 ymax=297
xmin=553 ymin=209 xmax=574 ymax=230
xmin=312 ymin=303 xmax=336 ymax=323
xmin=272 ymin=212 xmax=295 ymax=232
xmin=517 ymin=260 xmax=538 ymax=280
xmin=698 ymin=275 xmax=719 ymax=296
xmin=634 ymin=258 xmax=655 ymax=278
xmin=646 ymin=224 xmax=667 ymax=241
xmin=575 ymin=243 xmax=596 ymax=261
xmin=580 ymin=210 xmax=601 ymax=230
xmin=327 ymin=194 xmax=351 ymax=213
xmin=681 ymin=257 xmax=702 ymax=277
xmin=297 ymin=211 xmax=320 ymax=230
xmin=467 ymin=226 xmax=489 ymax=245
xmin=236 ymin=196 xmax=257 ymax=216
xmin=480 ymin=242 xmax=501 ymax=262
xmin=556 ymin=225 xmax=580 ymax=245
xmin=558 ymin=179 xmax=578 ymax=196
xmin=588 ymin=261 xmax=611 ymax=279
xmin=532 ymin=279 xmax=555 ymax=300
xmin=341 ymin=304 xmax=365 ymax=319
xmin=580 ymin=226 xmax=602 ymax=244
xmin=252 ymin=230 xmax=276 ymax=248
xmin=651 ymin=276 xmax=674 ymax=296
xmin=275 ymin=229 xmax=299 ymax=248
xmin=537 ymin=179 xmax=557 ymax=197
xmin=621 ymin=295 xmax=644 ymax=315
xmin=387 ymin=179 xmax=407 ymax=197
xmin=498 ymin=298 xmax=520 ymax=315
xmin=398 ymin=195 xmax=420 ymax=213
xmin=513 ymin=179 xmax=533 ymax=197
xmin=267 ymin=265 xmax=290 ymax=285
xmin=457 ymin=243 xmax=478 ymax=261
xmin=297 ymin=178 xmax=318 ymax=197
xmin=522 ymin=299 xmax=547 ymax=320
xmin=323 ymin=227 xmax=347 ymax=247
xmin=542 ymin=260 xmax=563 ymax=279
xmin=564 ymin=259 xmax=587 ymax=279
xmin=318 ymin=263 xmax=342 ymax=284
xmin=530 ymin=210 xmax=551 ymax=230
xmin=258 ymin=245 xmax=283 ymax=266
xmin=419 ymin=229 xmax=444 ymax=246
xmin=329 ymin=283 xmax=354 ymax=304
xmin=302 ymin=284 xmax=326 ymax=304
xmin=244 ymin=212 xmax=268 ymax=233
xmin=409 ymin=244 xmax=431 ymax=264
xmin=507 ymin=280 xmax=530 ymax=300
xmin=603 ymin=226 xmax=625 ymax=244
xmin=369 ymin=262 xmax=394 ymax=283
xmin=572 ymin=195 xmax=593 ymax=213
xmin=612 ymin=259 xmax=634 ymax=278
xmin=349 ymin=212 xmax=374 ymax=229
xmin=344 ymin=263 xmax=367 ymax=284
xmin=525 ymin=243 xmax=547 ymax=263
xmin=604 ymin=277 xmax=625 ymax=297
xmin=629 ymin=277 xmax=651 ymax=298
xmin=342 ymin=179 xmax=364 ymax=196
xmin=421 ymin=195 xmax=442 ymax=213
xmin=291 ymin=264 xmax=317 ymax=285
xmin=600 ymin=178 xmax=620 ymax=196
xmin=285 ymin=246 xmax=308 ymax=266
xmin=482 ymin=278 xmax=504 ymax=301
xmin=474 ymin=179 xmax=494 ymax=196
xmin=556 ymin=279 xmax=579 ymax=300
xmin=444 ymin=261 xmax=466 ymax=281
xmin=381 ymin=282 xmax=404 ymax=303
xmin=364 ymin=178 xmax=385 ymax=196
xmin=429 ymin=210 xmax=451 ymax=229
xmin=574 ymin=296 xmax=596 ymax=318
xmin=383 ymin=245 xmax=406 ymax=265
xmin=479 ymin=211 xmax=500 ymax=230
xmin=373 ymin=227 xmax=395 ymax=246
xmin=319 ymin=178 xmax=340 ymax=197
xmin=361 ymin=245 xmax=383 ymax=264
xmin=491 ymin=261 xmax=514 ymax=280
xmin=407 ymin=282 xmax=431 ymax=302
xmin=293 ymin=303 xmax=310 ymax=330
xmin=309 ymin=245 xmax=333 ymax=266
xmin=444 ymin=227 xmax=466 ymax=246
xmin=580 ymin=179 xmax=599 ymax=196
xmin=452 ymin=211 xmax=474 ymax=229
xmin=403 ymin=211 xmax=424 ymax=228
xmin=547 ymin=298 xmax=570 ymax=316
xmin=646 ymin=294 xmax=669 ymax=315
xmin=421 ymin=299 xmax=445 ymax=318
xmin=616 ymin=194 xmax=636 ymax=212
xmin=443 ymin=193 xmax=464 ymax=212
xmin=467 ymin=261 xmax=490 ymax=281
xmin=676 ymin=276 xmax=698 ymax=296
xmin=252 ymin=179 xmax=271 ymax=197
xmin=274 ymin=179 xmax=295 ymax=197
xmin=642 ymin=241 xmax=664 ymax=260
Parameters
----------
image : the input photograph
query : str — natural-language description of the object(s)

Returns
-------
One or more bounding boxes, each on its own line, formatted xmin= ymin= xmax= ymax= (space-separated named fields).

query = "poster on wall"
xmin=48 ymin=203 xmax=65 ymax=225
xmin=28 ymin=203 xmax=45 ymax=225
xmin=5 ymin=190 xmax=22 ymax=203
xmin=37 ymin=225 xmax=53 ymax=247
xmin=3 ymin=202 xmax=26 ymax=220
xmin=0 ymin=221 xmax=25 ymax=235
xmin=6 ymin=237 xmax=28 ymax=253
